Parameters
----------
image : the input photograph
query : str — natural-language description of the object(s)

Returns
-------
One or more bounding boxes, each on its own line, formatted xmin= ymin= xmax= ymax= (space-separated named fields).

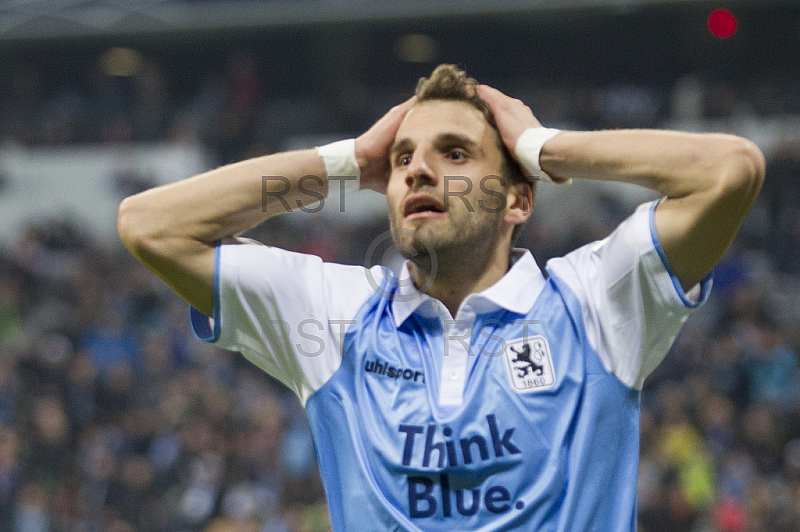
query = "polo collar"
xmin=391 ymin=249 xmax=547 ymax=326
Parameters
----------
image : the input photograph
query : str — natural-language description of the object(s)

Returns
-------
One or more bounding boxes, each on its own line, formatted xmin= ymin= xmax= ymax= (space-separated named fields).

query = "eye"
xmin=395 ymin=154 xmax=411 ymax=167
xmin=446 ymin=149 xmax=467 ymax=161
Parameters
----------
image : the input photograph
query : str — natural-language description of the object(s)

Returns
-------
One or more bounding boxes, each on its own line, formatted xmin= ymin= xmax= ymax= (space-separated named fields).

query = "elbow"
xmin=117 ymin=195 xmax=157 ymax=257
xmin=733 ymin=137 xmax=766 ymax=195
xmin=715 ymin=136 xmax=766 ymax=203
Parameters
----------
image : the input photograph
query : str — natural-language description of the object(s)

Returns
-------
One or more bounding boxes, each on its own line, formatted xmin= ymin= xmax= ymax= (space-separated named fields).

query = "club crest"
xmin=503 ymin=336 xmax=555 ymax=392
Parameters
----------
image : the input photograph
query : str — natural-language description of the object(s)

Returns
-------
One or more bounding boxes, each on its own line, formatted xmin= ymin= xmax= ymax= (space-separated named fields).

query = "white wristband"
xmin=514 ymin=127 xmax=562 ymax=183
xmin=316 ymin=139 xmax=361 ymax=193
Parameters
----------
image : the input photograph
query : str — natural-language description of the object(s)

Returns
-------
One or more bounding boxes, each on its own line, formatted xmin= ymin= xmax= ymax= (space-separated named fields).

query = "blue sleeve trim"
xmin=648 ymin=201 xmax=712 ymax=308
xmin=190 ymin=242 xmax=222 ymax=342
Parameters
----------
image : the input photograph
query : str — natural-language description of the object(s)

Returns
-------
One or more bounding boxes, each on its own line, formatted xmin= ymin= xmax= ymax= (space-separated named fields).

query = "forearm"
xmin=119 ymin=93 xmax=413 ymax=247
xmin=119 ymin=148 xmax=331 ymax=247
xmin=539 ymin=129 xmax=759 ymax=198
xmin=539 ymin=128 xmax=764 ymax=288
xmin=117 ymin=147 xmax=343 ymax=316
xmin=118 ymin=96 xmax=411 ymax=317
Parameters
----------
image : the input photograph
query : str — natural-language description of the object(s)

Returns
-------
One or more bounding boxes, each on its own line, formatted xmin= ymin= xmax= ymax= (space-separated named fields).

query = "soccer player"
xmin=118 ymin=65 xmax=765 ymax=530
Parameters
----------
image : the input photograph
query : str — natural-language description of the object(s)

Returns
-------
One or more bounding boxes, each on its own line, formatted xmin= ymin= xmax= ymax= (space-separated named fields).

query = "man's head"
xmin=385 ymin=65 xmax=534 ymax=272
xmin=415 ymin=64 xmax=534 ymax=234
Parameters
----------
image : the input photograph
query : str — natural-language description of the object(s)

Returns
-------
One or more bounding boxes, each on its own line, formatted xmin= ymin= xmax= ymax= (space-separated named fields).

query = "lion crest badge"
xmin=503 ymin=336 xmax=556 ymax=392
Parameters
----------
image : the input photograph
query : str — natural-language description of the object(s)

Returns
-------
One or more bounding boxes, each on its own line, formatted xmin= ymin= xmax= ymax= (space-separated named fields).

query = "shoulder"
xmin=221 ymin=241 xmax=385 ymax=302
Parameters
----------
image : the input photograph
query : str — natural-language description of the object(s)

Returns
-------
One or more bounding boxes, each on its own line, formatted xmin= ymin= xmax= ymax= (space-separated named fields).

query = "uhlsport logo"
xmin=503 ymin=336 xmax=555 ymax=392
xmin=365 ymin=358 xmax=425 ymax=384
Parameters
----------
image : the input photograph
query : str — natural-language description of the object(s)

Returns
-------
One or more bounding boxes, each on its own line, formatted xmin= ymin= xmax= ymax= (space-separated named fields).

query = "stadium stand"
xmin=1 ymin=1 xmax=800 ymax=530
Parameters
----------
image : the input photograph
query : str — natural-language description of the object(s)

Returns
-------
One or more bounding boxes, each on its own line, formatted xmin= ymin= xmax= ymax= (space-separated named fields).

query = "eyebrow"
xmin=390 ymin=133 xmax=484 ymax=159
xmin=390 ymin=138 xmax=415 ymax=159
xmin=433 ymin=133 xmax=483 ymax=156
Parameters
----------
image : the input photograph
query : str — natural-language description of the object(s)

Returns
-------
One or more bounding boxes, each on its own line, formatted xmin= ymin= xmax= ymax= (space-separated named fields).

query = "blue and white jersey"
xmin=192 ymin=200 xmax=711 ymax=531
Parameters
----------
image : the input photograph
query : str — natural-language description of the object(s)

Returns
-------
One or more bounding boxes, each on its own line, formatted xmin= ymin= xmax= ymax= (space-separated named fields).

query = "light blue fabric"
xmin=306 ymin=272 xmax=640 ymax=531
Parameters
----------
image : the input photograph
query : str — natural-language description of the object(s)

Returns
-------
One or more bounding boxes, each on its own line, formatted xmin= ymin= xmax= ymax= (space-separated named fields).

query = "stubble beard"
xmin=390 ymin=209 xmax=502 ymax=279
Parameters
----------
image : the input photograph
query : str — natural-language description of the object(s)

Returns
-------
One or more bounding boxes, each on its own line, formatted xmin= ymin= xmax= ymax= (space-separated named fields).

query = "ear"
xmin=504 ymin=180 xmax=533 ymax=226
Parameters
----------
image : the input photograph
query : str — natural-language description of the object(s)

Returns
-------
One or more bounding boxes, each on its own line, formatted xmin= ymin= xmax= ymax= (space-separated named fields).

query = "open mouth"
xmin=403 ymin=195 xmax=445 ymax=219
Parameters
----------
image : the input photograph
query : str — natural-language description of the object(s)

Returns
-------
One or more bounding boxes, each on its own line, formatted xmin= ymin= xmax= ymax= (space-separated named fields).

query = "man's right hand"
xmin=355 ymin=96 xmax=416 ymax=194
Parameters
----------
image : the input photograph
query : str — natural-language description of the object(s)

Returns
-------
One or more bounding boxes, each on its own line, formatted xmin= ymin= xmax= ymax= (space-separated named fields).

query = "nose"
xmin=404 ymin=148 xmax=437 ymax=190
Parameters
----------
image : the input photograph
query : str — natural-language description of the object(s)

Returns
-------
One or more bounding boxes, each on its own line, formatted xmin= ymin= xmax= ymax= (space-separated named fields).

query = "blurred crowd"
xmin=2 ymin=51 xmax=800 ymax=164
xmin=0 ymin=218 xmax=333 ymax=531
xmin=2 ymin=50 xmax=800 ymax=532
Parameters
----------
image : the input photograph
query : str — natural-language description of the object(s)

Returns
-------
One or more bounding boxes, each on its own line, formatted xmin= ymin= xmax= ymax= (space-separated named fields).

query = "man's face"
xmin=386 ymin=100 xmax=512 ymax=266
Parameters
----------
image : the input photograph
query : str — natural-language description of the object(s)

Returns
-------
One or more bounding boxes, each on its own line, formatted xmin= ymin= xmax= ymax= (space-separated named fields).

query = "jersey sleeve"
xmin=546 ymin=200 xmax=712 ymax=389
xmin=190 ymin=242 xmax=383 ymax=404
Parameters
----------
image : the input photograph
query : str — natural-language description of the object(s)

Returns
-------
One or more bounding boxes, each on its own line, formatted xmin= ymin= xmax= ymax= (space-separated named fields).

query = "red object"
xmin=713 ymin=498 xmax=747 ymax=532
xmin=708 ymin=8 xmax=737 ymax=38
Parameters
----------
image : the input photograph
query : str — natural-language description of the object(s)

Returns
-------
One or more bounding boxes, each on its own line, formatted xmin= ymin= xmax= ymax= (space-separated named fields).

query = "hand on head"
xmin=355 ymin=83 xmax=566 ymax=194
xmin=354 ymin=96 xmax=417 ymax=193
xmin=477 ymin=84 xmax=570 ymax=185
xmin=476 ymin=84 xmax=542 ymax=152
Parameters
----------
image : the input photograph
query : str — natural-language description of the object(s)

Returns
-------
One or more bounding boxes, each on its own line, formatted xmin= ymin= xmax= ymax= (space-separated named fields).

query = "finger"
xmin=393 ymin=95 xmax=417 ymax=114
xmin=382 ymin=96 xmax=416 ymax=128
xmin=475 ymin=84 xmax=494 ymax=103
xmin=476 ymin=85 xmax=519 ymax=118
xmin=476 ymin=84 xmax=500 ymax=96
xmin=476 ymin=84 xmax=506 ymax=104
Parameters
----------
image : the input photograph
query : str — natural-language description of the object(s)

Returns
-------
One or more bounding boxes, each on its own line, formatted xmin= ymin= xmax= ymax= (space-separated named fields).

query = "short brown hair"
xmin=415 ymin=64 xmax=533 ymax=245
